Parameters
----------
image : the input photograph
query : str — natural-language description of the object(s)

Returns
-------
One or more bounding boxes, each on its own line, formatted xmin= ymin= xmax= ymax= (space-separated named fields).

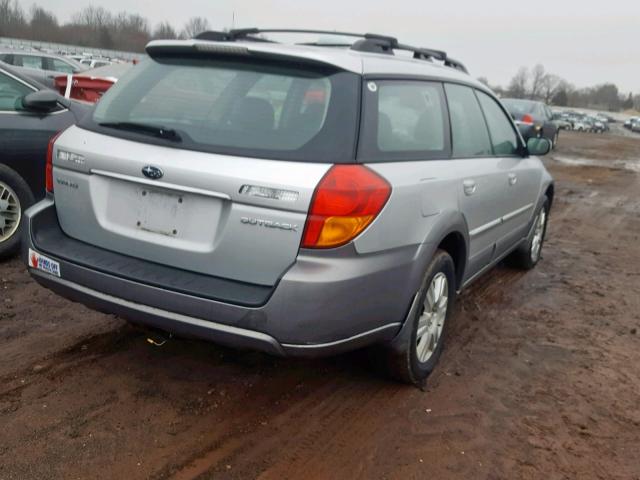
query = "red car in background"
xmin=54 ymin=63 xmax=133 ymax=103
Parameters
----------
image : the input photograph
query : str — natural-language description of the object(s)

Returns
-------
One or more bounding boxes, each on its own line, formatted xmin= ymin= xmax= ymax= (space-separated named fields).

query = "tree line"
xmin=1 ymin=0 xmax=636 ymax=111
xmin=0 ymin=0 xmax=209 ymax=52
xmin=480 ymin=64 xmax=639 ymax=113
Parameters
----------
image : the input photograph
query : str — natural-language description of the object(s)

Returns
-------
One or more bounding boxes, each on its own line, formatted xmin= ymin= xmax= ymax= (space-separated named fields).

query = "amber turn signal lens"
xmin=301 ymin=165 xmax=391 ymax=249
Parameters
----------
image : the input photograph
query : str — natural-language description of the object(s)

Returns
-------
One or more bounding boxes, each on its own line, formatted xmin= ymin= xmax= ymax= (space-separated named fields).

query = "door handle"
xmin=463 ymin=179 xmax=477 ymax=196
xmin=508 ymin=173 xmax=517 ymax=186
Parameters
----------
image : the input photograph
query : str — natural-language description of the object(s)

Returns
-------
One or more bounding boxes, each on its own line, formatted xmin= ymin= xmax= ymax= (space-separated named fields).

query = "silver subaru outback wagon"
xmin=23 ymin=29 xmax=554 ymax=384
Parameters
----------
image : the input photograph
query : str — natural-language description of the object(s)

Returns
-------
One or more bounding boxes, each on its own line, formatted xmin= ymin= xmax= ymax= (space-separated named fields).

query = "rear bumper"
xmin=24 ymin=199 xmax=425 ymax=357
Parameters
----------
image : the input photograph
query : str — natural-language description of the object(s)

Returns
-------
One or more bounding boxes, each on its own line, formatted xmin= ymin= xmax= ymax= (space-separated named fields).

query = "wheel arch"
xmin=436 ymin=231 xmax=467 ymax=290
xmin=545 ymin=182 xmax=555 ymax=209
xmin=414 ymin=210 xmax=470 ymax=292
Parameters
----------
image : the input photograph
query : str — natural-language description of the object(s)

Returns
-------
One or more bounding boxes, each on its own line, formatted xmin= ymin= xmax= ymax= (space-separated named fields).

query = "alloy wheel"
xmin=530 ymin=209 xmax=546 ymax=263
xmin=416 ymin=272 xmax=448 ymax=363
xmin=0 ymin=181 xmax=21 ymax=243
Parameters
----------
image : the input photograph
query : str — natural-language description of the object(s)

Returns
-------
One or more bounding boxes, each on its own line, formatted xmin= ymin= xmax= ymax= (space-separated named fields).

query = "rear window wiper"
xmin=98 ymin=121 xmax=182 ymax=142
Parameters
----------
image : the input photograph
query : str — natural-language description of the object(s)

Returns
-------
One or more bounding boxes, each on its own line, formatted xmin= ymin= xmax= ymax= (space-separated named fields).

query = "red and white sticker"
xmin=28 ymin=249 xmax=61 ymax=277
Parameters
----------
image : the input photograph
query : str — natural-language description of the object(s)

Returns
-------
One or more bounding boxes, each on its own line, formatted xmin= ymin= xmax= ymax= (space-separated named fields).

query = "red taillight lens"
xmin=521 ymin=114 xmax=534 ymax=125
xmin=45 ymin=131 xmax=64 ymax=193
xmin=301 ymin=165 xmax=391 ymax=249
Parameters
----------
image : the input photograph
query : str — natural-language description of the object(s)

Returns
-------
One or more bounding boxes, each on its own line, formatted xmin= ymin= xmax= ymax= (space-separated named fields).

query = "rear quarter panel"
xmin=355 ymin=160 xmax=464 ymax=254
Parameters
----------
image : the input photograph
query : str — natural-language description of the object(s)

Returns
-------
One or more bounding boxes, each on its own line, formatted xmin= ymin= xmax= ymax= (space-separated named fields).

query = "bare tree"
xmin=182 ymin=17 xmax=210 ymax=38
xmin=529 ymin=64 xmax=546 ymax=100
xmin=112 ymin=12 xmax=150 ymax=51
xmin=153 ymin=21 xmax=179 ymax=40
xmin=72 ymin=6 xmax=112 ymax=30
xmin=539 ymin=74 xmax=563 ymax=104
xmin=29 ymin=6 xmax=59 ymax=42
xmin=0 ymin=0 xmax=27 ymax=38
xmin=507 ymin=67 xmax=529 ymax=98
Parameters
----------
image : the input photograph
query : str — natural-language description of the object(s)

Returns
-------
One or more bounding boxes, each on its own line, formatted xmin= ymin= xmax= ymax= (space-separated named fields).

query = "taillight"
xmin=45 ymin=131 xmax=64 ymax=193
xmin=301 ymin=165 xmax=391 ymax=249
xmin=521 ymin=114 xmax=534 ymax=125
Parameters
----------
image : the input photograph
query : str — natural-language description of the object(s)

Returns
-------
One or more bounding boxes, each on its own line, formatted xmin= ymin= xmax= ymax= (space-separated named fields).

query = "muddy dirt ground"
xmin=1 ymin=130 xmax=639 ymax=480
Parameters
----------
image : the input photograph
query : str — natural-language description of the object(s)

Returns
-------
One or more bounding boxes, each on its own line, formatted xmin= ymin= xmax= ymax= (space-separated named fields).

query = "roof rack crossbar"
xmin=193 ymin=28 xmax=468 ymax=74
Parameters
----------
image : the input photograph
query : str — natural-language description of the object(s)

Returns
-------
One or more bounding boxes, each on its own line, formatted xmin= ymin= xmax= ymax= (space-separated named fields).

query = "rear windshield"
xmin=84 ymin=57 xmax=360 ymax=163
xmin=502 ymin=99 xmax=536 ymax=115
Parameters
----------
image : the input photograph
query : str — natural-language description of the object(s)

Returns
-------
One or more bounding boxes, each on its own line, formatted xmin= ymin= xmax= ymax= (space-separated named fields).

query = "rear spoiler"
xmin=145 ymin=40 xmax=362 ymax=73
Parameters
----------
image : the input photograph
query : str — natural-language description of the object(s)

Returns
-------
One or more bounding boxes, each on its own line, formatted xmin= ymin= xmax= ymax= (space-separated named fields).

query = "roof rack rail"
xmin=193 ymin=28 xmax=469 ymax=74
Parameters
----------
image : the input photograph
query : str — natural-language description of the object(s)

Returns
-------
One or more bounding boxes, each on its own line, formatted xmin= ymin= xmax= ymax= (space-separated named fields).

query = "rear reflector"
xmin=46 ymin=130 xmax=65 ymax=193
xmin=240 ymin=185 xmax=299 ymax=202
xmin=301 ymin=165 xmax=391 ymax=248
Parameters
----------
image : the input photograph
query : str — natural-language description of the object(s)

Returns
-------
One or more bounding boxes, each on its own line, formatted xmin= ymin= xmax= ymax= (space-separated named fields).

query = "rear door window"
xmin=359 ymin=80 xmax=450 ymax=161
xmin=445 ymin=84 xmax=492 ymax=158
xmin=476 ymin=91 xmax=520 ymax=156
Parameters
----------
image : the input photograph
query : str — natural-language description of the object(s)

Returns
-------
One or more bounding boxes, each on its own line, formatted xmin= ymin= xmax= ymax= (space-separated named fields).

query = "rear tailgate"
xmin=52 ymin=126 xmax=330 ymax=286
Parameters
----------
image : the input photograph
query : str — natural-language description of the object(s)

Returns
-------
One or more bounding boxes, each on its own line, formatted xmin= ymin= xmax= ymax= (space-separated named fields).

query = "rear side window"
xmin=50 ymin=58 xmax=74 ymax=74
xmin=476 ymin=91 xmax=520 ymax=156
xmin=86 ymin=57 xmax=359 ymax=163
xmin=16 ymin=55 xmax=44 ymax=70
xmin=445 ymin=84 xmax=492 ymax=158
xmin=359 ymin=80 xmax=450 ymax=161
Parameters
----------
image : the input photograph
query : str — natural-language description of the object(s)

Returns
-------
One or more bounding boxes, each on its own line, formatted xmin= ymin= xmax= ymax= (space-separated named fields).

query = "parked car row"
xmin=0 ymin=46 xmax=133 ymax=101
xmin=0 ymin=50 xmax=87 ymax=88
xmin=553 ymin=110 xmax=610 ymax=133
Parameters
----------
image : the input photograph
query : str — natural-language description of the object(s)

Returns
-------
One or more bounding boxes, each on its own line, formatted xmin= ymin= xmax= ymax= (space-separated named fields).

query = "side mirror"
xmin=527 ymin=137 xmax=551 ymax=157
xmin=19 ymin=90 xmax=61 ymax=113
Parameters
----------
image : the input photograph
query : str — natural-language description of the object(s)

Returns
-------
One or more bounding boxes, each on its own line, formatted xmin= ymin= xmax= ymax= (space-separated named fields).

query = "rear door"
xmin=444 ymin=84 xmax=511 ymax=279
xmin=475 ymin=90 xmax=541 ymax=254
xmin=51 ymin=54 xmax=360 ymax=287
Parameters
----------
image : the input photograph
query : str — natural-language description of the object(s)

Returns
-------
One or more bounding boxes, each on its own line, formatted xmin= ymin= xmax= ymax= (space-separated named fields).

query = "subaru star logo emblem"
xmin=142 ymin=165 xmax=163 ymax=180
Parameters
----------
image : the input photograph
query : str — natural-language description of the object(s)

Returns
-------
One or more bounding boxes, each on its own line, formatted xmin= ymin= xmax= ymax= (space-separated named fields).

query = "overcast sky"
xmin=29 ymin=0 xmax=639 ymax=93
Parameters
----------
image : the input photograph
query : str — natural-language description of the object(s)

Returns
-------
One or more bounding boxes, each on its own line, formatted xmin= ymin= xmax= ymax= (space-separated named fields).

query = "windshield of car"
xmin=87 ymin=57 xmax=359 ymax=163
xmin=502 ymin=99 xmax=537 ymax=115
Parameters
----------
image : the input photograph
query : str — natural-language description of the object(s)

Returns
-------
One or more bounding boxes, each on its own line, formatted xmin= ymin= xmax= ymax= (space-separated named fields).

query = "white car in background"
xmin=79 ymin=58 xmax=113 ymax=69
xmin=624 ymin=117 xmax=639 ymax=129
xmin=573 ymin=120 xmax=589 ymax=132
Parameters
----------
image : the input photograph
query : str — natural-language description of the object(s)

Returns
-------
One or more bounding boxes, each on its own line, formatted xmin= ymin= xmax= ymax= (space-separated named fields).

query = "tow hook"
xmin=145 ymin=330 xmax=172 ymax=347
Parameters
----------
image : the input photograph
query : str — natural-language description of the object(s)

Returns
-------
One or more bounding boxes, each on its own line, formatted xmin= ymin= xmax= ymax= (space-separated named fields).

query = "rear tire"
xmin=0 ymin=165 xmax=35 ymax=261
xmin=382 ymin=250 xmax=456 ymax=386
xmin=508 ymin=196 xmax=549 ymax=270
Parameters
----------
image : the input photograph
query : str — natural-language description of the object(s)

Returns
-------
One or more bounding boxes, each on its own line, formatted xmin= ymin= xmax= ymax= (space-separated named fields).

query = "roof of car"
xmin=146 ymin=38 xmax=484 ymax=90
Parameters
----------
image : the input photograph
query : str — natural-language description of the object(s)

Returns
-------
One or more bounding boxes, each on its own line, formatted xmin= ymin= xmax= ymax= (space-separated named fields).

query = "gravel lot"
xmin=1 ymin=130 xmax=639 ymax=480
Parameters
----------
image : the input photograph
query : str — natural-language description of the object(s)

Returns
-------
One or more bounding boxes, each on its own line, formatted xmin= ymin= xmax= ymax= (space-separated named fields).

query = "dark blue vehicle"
xmin=0 ymin=61 xmax=90 ymax=259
